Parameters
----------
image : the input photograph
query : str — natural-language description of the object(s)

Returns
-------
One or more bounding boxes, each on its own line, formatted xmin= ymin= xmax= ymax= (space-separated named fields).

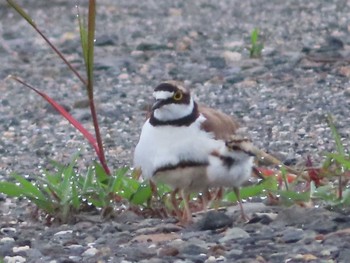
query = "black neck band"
xmin=149 ymin=102 xmax=199 ymax=127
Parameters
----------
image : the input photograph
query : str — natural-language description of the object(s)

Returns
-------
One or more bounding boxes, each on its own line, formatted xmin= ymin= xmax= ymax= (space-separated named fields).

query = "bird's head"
xmin=225 ymin=135 xmax=256 ymax=158
xmin=151 ymin=81 xmax=195 ymax=122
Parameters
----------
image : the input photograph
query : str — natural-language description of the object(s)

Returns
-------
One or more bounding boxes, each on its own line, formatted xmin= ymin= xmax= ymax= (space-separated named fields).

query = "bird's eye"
xmin=173 ymin=91 xmax=183 ymax=101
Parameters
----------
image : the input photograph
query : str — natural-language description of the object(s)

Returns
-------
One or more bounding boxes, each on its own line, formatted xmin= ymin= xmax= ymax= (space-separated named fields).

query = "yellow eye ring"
xmin=173 ymin=91 xmax=183 ymax=101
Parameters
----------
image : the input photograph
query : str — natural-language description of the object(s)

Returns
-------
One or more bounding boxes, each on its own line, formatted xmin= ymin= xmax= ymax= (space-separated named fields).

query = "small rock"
xmin=0 ymin=237 xmax=15 ymax=244
xmin=219 ymin=228 xmax=250 ymax=243
xmin=95 ymin=34 xmax=118 ymax=46
xmin=226 ymin=249 xmax=243 ymax=257
xmin=136 ymin=42 xmax=170 ymax=51
xmin=180 ymin=243 xmax=207 ymax=255
xmin=157 ymin=246 xmax=179 ymax=257
xmin=223 ymin=51 xmax=242 ymax=63
xmin=135 ymin=223 xmax=182 ymax=235
xmin=4 ymin=256 xmax=26 ymax=263
xmin=68 ymin=256 xmax=82 ymax=262
xmin=234 ymin=79 xmax=257 ymax=88
xmin=66 ymin=244 xmax=85 ymax=254
xmin=224 ymin=41 xmax=244 ymax=49
xmin=54 ymin=230 xmax=73 ymax=236
xmin=206 ymin=56 xmax=226 ymax=69
xmin=82 ymin=247 xmax=98 ymax=257
xmin=118 ymin=73 xmax=129 ymax=80
xmin=12 ymin=246 xmax=30 ymax=253
xmin=280 ymin=228 xmax=304 ymax=243
xmin=1 ymin=227 xmax=16 ymax=235
xmin=197 ymin=211 xmax=233 ymax=230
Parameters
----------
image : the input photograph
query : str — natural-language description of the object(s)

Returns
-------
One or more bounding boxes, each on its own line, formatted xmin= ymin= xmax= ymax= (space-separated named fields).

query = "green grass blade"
xmin=83 ymin=166 xmax=94 ymax=192
xmin=12 ymin=174 xmax=47 ymax=200
xmin=108 ymin=167 xmax=128 ymax=192
xmin=280 ymin=166 xmax=289 ymax=191
xmin=0 ymin=182 xmax=25 ymax=197
xmin=251 ymin=28 xmax=258 ymax=45
xmin=326 ymin=153 xmax=350 ymax=169
xmin=86 ymin=0 xmax=96 ymax=95
xmin=327 ymin=115 xmax=345 ymax=155
xmin=224 ymin=176 xmax=278 ymax=202
xmin=7 ymin=0 xmax=36 ymax=27
xmin=59 ymin=159 xmax=78 ymax=204
xmin=71 ymin=179 xmax=80 ymax=209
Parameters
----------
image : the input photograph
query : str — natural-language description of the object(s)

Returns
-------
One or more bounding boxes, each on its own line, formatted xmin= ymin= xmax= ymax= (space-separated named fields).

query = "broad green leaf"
xmin=326 ymin=153 xmax=350 ymax=169
xmin=12 ymin=174 xmax=46 ymax=200
xmin=277 ymin=190 xmax=310 ymax=203
xmin=156 ymin=182 xmax=172 ymax=198
xmin=224 ymin=176 xmax=278 ymax=202
xmin=95 ymin=162 xmax=109 ymax=184
xmin=0 ymin=182 xmax=25 ymax=197
xmin=130 ymin=183 xmax=152 ymax=205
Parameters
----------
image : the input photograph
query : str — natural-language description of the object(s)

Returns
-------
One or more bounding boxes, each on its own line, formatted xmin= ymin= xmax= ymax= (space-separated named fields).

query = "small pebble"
xmin=4 ymin=256 xmax=26 ymax=263
xmin=12 ymin=246 xmax=30 ymax=253
xmin=0 ymin=237 xmax=15 ymax=244
xmin=219 ymin=228 xmax=250 ymax=243
xmin=82 ymin=247 xmax=98 ymax=257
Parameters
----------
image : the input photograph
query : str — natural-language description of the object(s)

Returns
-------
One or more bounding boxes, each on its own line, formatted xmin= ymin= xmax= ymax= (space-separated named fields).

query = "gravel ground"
xmin=1 ymin=0 xmax=350 ymax=262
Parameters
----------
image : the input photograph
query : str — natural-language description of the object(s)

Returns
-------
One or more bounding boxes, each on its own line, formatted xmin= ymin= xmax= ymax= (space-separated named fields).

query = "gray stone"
xmin=196 ymin=211 xmax=233 ymax=231
xmin=81 ymin=247 xmax=98 ymax=257
xmin=219 ymin=228 xmax=250 ymax=243
xmin=280 ymin=228 xmax=304 ymax=243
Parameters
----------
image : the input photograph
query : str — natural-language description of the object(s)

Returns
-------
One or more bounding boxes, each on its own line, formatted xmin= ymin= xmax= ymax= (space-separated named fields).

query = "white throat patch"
xmin=154 ymin=98 xmax=194 ymax=121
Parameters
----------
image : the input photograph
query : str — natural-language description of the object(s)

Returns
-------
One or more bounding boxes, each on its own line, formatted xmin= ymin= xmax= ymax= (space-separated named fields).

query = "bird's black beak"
xmin=151 ymin=99 xmax=164 ymax=111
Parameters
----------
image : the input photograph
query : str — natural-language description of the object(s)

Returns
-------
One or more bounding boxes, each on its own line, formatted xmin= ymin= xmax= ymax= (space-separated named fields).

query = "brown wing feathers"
xmin=199 ymin=105 xmax=239 ymax=140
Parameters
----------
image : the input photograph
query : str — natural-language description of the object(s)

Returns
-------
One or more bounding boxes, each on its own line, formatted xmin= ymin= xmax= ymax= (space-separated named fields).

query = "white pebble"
xmin=1 ymin=227 xmax=16 ymax=234
xmin=0 ymin=237 xmax=15 ymax=244
xmin=54 ymin=230 xmax=73 ymax=236
xmin=82 ymin=247 xmax=98 ymax=257
xmin=4 ymin=256 xmax=26 ymax=263
xmin=13 ymin=246 xmax=30 ymax=253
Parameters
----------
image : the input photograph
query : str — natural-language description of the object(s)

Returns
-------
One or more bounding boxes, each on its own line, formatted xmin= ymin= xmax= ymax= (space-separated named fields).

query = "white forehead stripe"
xmin=153 ymin=91 xmax=174 ymax=100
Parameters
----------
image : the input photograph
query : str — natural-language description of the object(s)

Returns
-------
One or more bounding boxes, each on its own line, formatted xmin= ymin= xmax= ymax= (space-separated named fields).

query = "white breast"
xmin=134 ymin=115 xmax=224 ymax=181
xmin=207 ymin=146 xmax=254 ymax=188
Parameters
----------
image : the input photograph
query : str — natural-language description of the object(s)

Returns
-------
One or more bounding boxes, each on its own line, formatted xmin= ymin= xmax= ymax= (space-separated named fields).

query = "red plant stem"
xmin=85 ymin=0 xmax=110 ymax=176
xmin=89 ymin=98 xmax=110 ymax=175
